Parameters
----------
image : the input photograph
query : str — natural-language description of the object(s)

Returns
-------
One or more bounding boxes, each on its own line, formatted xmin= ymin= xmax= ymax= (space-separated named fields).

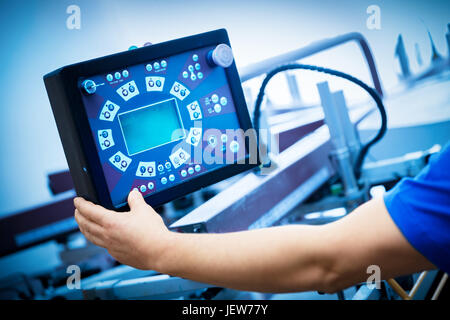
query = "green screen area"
xmin=118 ymin=98 xmax=185 ymax=156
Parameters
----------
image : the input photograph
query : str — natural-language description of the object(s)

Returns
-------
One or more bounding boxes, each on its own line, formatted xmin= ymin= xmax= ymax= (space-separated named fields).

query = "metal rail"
xmin=240 ymin=32 xmax=384 ymax=97
xmin=387 ymin=271 xmax=429 ymax=300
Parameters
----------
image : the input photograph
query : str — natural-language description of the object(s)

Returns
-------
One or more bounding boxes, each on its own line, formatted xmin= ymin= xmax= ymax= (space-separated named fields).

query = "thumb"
xmin=128 ymin=189 xmax=147 ymax=211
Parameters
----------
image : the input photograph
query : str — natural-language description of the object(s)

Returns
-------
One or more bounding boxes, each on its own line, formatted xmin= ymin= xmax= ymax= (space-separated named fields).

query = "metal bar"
xmin=363 ymin=145 xmax=441 ymax=184
xmin=82 ymin=274 xmax=215 ymax=300
xmin=0 ymin=193 xmax=76 ymax=257
xmin=431 ymin=273 xmax=448 ymax=300
xmin=170 ymin=126 xmax=335 ymax=233
xmin=318 ymin=82 xmax=358 ymax=196
xmin=285 ymin=72 xmax=302 ymax=103
xmin=170 ymin=105 xmax=373 ymax=233
xmin=409 ymin=271 xmax=428 ymax=299
xmin=317 ymin=82 xmax=347 ymax=150
xmin=269 ymin=108 xmax=324 ymax=152
xmin=240 ymin=32 xmax=383 ymax=97
xmin=332 ymin=90 xmax=361 ymax=161
xmin=387 ymin=271 xmax=429 ymax=300
xmin=276 ymin=120 xmax=324 ymax=153
xmin=387 ymin=278 xmax=410 ymax=300
xmin=48 ymin=170 xmax=74 ymax=195
xmin=352 ymin=284 xmax=381 ymax=300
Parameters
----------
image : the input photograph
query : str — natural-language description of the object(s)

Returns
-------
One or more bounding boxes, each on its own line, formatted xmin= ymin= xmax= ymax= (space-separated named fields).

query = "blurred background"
xmin=0 ymin=0 xmax=449 ymax=300
xmin=0 ymin=0 xmax=449 ymax=215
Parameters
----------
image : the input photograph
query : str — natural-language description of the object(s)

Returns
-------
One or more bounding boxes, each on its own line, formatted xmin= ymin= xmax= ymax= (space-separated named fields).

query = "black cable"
xmin=253 ymin=63 xmax=387 ymax=178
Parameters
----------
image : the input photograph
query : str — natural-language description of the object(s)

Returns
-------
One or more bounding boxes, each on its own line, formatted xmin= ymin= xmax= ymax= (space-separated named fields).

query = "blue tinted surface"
xmin=81 ymin=45 xmax=247 ymax=208
xmin=118 ymin=99 xmax=184 ymax=156
xmin=1 ymin=0 xmax=450 ymax=216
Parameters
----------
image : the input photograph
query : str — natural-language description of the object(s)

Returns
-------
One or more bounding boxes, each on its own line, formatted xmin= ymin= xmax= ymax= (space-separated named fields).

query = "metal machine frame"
xmin=2 ymin=31 xmax=449 ymax=300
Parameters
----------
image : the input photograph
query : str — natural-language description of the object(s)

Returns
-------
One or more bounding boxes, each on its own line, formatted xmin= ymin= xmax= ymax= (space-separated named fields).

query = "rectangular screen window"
xmin=118 ymin=98 xmax=185 ymax=156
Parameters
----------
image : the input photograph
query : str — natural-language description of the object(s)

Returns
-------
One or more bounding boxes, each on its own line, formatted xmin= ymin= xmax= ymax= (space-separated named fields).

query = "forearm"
xmin=152 ymin=197 xmax=434 ymax=293
xmin=155 ymin=224 xmax=338 ymax=293
xmin=75 ymin=193 xmax=434 ymax=294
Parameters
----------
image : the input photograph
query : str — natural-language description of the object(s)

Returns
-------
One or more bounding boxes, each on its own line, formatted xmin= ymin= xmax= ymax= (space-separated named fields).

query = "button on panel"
xmin=169 ymin=147 xmax=191 ymax=169
xmin=170 ymin=81 xmax=190 ymax=101
xmin=220 ymin=134 xmax=228 ymax=143
xmin=186 ymin=127 xmax=202 ymax=147
xmin=183 ymin=54 xmax=204 ymax=82
xmin=136 ymin=161 xmax=156 ymax=177
xmin=209 ymin=44 xmax=234 ymax=68
xmin=131 ymin=179 xmax=157 ymax=196
xmin=230 ymin=140 xmax=240 ymax=153
xmin=116 ymin=80 xmax=140 ymax=101
xmin=145 ymin=76 xmax=165 ymax=92
xmin=204 ymin=93 xmax=229 ymax=116
xmin=207 ymin=135 xmax=217 ymax=147
xmin=109 ymin=151 xmax=132 ymax=172
xmin=99 ymin=100 xmax=120 ymax=121
xmin=98 ymin=129 xmax=115 ymax=150
xmin=186 ymin=101 xmax=203 ymax=120
xmin=214 ymin=103 xmax=222 ymax=113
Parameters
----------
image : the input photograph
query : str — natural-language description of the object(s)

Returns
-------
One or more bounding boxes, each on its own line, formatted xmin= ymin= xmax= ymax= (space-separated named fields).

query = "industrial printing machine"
xmin=0 ymin=26 xmax=449 ymax=300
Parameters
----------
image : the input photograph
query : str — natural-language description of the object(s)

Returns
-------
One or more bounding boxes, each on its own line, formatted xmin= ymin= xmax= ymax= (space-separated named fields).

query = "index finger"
xmin=73 ymin=197 xmax=113 ymax=227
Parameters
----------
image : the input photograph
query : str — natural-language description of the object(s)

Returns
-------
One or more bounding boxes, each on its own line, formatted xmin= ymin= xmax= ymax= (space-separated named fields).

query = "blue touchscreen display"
xmin=79 ymin=45 xmax=248 ymax=208
xmin=118 ymin=98 xmax=185 ymax=156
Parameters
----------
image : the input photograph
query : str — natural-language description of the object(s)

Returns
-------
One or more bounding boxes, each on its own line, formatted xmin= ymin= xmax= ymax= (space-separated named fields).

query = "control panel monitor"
xmin=44 ymin=29 xmax=259 ymax=210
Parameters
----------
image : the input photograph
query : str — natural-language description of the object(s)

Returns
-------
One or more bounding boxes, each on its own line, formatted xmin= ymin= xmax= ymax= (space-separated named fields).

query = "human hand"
xmin=74 ymin=190 xmax=171 ymax=270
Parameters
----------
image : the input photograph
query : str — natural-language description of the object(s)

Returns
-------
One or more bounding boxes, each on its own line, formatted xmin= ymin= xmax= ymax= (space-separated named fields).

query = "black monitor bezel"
xmin=55 ymin=29 xmax=259 ymax=211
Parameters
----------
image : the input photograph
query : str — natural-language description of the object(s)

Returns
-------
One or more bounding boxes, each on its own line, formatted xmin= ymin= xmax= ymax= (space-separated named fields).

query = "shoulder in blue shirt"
xmin=384 ymin=143 xmax=450 ymax=273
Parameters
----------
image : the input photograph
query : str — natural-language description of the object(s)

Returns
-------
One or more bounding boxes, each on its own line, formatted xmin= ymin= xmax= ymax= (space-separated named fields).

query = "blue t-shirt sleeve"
xmin=384 ymin=143 xmax=450 ymax=273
